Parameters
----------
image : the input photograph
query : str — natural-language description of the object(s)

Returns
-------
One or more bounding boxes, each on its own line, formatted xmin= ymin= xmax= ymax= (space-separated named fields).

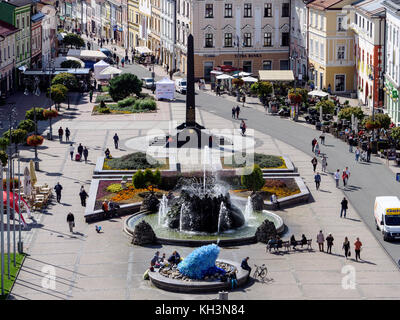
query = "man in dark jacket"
xmin=113 ymin=133 xmax=119 ymax=149
xmin=340 ymin=197 xmax=348 ymax=218
xmin=77 ymin=143 xmax=84 ymax=159
xmin=83 ymin=147 xmax=89 ymax=163
xmin=67 ymin=212 xmax=75 ymax=233
xmin=241 ymin=257 xmax=251 ymax=274
xmin=79 ymin=186 xmax=88 ymax=207
xmin=326 ymin=233 xmax=334 ymax=254
xmin=54 ymin=182 xmax=63 ymax=203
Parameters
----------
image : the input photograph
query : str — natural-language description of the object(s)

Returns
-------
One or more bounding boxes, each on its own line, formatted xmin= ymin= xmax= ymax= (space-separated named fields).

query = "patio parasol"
xmin=242 ymin=76 xmax=258 ymax=82
xmin=29 ymin=160 xmax=37 ymax=187
xmin=23 ymin=166 xmax=31 ymax=197
xmin=100 ymin=66 xmax=123 ymax=76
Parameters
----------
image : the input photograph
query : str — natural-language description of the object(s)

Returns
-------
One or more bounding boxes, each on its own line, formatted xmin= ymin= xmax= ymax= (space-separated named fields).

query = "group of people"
xmin=317 ymin=230 xmax=363 ymax=261
xmin=101 ymin=199 xmax=120 ymax=218
xmin=334 ymin=167 xmax=351 ymax=188
xmin=231 ymin=105 xmax=241 ymax=119
xmin=58 ymin=126 xmax=71 ymax=142
xmin=54 ymin=182 xmax=89 ymax=207
xmin=150 ymin=250 xmax=181 ymax=271
xmin=69 ymin=143 xmax=89 ymax=163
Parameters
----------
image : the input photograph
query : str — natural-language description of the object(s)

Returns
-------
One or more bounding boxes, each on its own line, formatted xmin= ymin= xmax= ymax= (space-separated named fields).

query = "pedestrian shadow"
xmin=351 ymin=258 xmax=377 ymax=265
xmin=344 ymin=185 xmax=362 ymax=192
xmin=358 ymin=162 xmax=371 ymax=166
xmin=343 ymin=217 xmax=361 ymax=222
xmin=46 ymin=172 xmax=63 ymax=177
xmin=61 ymin=203 xmax=72 ymax=206
xmin=322 ymin=144 xmax=335 ymax=147
xmin=318 ymin=189 xmax=332 ymax=193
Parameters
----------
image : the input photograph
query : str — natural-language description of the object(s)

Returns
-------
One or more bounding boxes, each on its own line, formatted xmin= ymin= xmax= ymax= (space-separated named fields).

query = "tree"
xmin=60 ymin=60 xmax=82 ymax=69
xmin=390 ymin=127 xmax=400 ymax=145
xmin=315 ymin=100 xmax=335 ymax=114
xmin=26 ymin=107 xmax=46 ymax=121
xmin=0 ymin=137 xmax=9 ymax=151
xmin=17 ymin=119 xmax=36 ymax=133
xmin=232 ymin=78 xmax=244 ymax=88
xmin=108 ymin=73 xmax=142 ymax=102
xmin=375 ymin=113 xmax=391 ymax=130
xmin=338 ymin=107 xmax=365 ymax=121
xmin=0 ymin=151 xmax=7 ymax=166
xmin=250 ymin=81 xmax=273 ymax=105
xmin=132 ymin=170 xmax=146 ymax=189
xmin=241 ymin=164 xmax=265 ymax=192
xmin=50 ymin=84 xmax=68 ymax=107
xmin=62 ymin=33 xmax=85 ymax=48
xmin=51 ymin=72 xmax=78 ymax=90
xmin=3 ymin=129 xmax=28 ymax=145
xmin=288 ymin=88 xmax=308 ymax=103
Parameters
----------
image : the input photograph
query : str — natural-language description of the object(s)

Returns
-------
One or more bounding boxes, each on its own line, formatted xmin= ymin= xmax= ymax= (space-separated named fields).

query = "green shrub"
xmin=137 ymin=92 xmax=155 ymax=100
xmin=134 ymin=99 xmax=156 ymax=111
xmin=60 ymin=60 xmax=82 ymax=68
xmin=226 ymin=153 xmax=285 ymax=168
xmin=241 ymin=164 xmax=265 ymax=192
xmin=132 ymin=170 xmax=146 ymax=189
xmin=106 ymin=183 xmax=123 ymax=193
xmin=95 ymin=94 xmax=113 ymax=103
xmin=0 ymin=151 xmax=7 ymax=166
xmin=51 ymin=72 xmax=78 ymax=90
xmin=97 ymin=107 xmax=111 ymax=114
xmin=26 ymin=107 xmax=46 ymax=121
xmin=338 ymin=107 xmax=365 ymax=121
xmin=17 ymin=119 xmax=36 ymax=133
xmin=106 ymin=152 xmax=162 ymax=170
xmin=0 ymin=137 xmax=9 ymax=150
xmin=109 ymin=73 xmax=142 ymax=101
xmin=118 ymin=97 xmax=136 ymax=107
xmin=3 ymin=129 xmax=28 ymax=144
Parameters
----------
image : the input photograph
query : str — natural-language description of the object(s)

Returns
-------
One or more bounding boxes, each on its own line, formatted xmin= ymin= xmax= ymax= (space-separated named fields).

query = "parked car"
xmin=175 ymin=78 xmax=187 ymax=94
xmin=142 ymin=77 xmax=155 ymax=89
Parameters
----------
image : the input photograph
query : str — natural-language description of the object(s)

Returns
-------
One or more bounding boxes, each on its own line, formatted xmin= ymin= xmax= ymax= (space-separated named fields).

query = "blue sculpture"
xmin=178 ymin=244 xmax=223 ymax=280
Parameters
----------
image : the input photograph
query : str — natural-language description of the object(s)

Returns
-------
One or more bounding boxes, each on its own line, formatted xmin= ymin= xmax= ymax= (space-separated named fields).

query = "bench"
xmin=266 ymin=239 xmax=312 ymax=253
xmin=290 ymin=239 xmax=312 ymax=251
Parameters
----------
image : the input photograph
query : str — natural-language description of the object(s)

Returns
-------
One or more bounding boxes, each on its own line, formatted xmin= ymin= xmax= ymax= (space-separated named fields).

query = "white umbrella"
xmin=242 ymin=76 xmax=258 ymax=82
xmin=308 ymin=90 xmax=329 ymax=97
xmin=23 ymin=166 xmax=31 ymax=197
xmin=216 ymin=74 xmax=233 ymax=80
xmin=237 ymin=72 xmax=252 ymax=77
xmin=100 ymin=66 xmax=123 ymax=75
xmin=54 ymin=56 xmax=85 ymax=68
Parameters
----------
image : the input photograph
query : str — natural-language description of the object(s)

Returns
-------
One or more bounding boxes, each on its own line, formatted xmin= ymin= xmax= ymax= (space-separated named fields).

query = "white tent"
xmin=242 ymin=76 xmax=258 ymax=82
xmin=54 ymin=56 xmax=85 ymax=68
xmin=210 ymin=70 xmax=223 ymax=75
xmin=93 ymin=60 xmax=110 ymax=80
xmin=156 ymin=77 xmax=175 ymax=100
xmin=135 ymin=46 xmax=152 ymax=54
xmin=308 ymin=90 xmax=329 ymax=97
xmin=216 ymin=74 xmax=233 ymax=80
xmin=100 ymin=66 xmax=122 ymax=76
xmin=67 ymin=49 xmax=107 ymax=60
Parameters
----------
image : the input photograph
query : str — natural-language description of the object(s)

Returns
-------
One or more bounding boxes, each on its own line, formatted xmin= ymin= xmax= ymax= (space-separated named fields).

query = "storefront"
xmin=384 ymin=79 xmax=400 ymax=125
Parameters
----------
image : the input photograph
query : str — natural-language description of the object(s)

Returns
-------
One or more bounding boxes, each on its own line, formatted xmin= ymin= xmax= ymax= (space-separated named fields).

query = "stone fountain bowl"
xmin=124 ymin=210 xmax=284 ymax=247
xmin=148 ymin=259 xmax=249 ymax=293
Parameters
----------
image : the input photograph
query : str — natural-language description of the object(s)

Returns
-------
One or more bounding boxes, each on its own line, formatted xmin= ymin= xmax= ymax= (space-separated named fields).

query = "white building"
xmin=176 ymin=0 xmax=191 ymax=74
xmin=383 ymin=0 xmax=400 ymax=124
xmin=160 ymin=0 xmax=175 ymax=71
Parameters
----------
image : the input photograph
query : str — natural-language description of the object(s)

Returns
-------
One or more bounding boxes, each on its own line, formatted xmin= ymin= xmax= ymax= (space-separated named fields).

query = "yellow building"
xmin=128 ymin=0 xmax=140 ymax=49
xmin=307 ymin=0 xmax=356 ymax=94
xmin=149 ymin=0 xmax=161 ymax=61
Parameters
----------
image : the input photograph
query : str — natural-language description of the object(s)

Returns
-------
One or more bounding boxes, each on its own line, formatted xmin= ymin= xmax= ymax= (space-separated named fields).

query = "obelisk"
xmin=186 ymin=34 xmax=196 ymax=125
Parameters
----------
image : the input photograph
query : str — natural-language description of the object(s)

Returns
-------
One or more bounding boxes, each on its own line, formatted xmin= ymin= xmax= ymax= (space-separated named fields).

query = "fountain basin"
xmin=125 ymin=209 xmax=284 ymax=247
xmin=148 ymin=259 xmax=249 ymax=293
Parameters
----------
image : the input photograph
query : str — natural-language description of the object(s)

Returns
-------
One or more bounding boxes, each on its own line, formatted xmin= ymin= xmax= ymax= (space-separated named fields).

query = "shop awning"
xmin=135 ymin=46 xmax=152 ymax=54
xmin=258 ymin=70 xmax=294 ymax=82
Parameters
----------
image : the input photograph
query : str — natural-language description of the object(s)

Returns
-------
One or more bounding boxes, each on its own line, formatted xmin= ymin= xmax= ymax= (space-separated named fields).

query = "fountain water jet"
xmin=158 ymin=194 xmax=169 ymax=226
xmin=244 ymin=196 xmax=255 ymax=221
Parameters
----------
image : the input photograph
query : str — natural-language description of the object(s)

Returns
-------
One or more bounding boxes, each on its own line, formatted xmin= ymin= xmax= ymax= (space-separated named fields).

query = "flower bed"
xmin=231 ymin=178 xmax=300 ymax=199
xmin=221 ymin=153 xmax=287 ymax=169
xmin=92 ymin=97 xmax=157 ymax=114
xmin=103 ymin=153 xmax=169 ymax=170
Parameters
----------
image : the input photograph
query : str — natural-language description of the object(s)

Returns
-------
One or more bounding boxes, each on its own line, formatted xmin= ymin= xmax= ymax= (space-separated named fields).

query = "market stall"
xmin=155 ymin=78 xmax=175 ymax=101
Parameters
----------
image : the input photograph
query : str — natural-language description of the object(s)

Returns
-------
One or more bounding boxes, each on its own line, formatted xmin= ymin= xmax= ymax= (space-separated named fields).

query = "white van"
xmin=374 ymin=196 xmax=400 ymax=241
xmin=175 ymin=78 xmax=187 ymax=94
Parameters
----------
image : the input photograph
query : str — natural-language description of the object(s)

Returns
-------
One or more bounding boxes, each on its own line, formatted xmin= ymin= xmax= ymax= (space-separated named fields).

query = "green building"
xmin=0 ymin=0 xmax=32 ymax=88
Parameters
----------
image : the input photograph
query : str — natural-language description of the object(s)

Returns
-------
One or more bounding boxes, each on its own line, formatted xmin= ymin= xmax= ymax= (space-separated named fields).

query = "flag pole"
xmin=0 ymin=163 xmax=4 ymax=295
xmin=6 ymin=162 xmax=10 ymax=279
xmin=12 ymin=158 xmax=16 ymax=267
xmin=17 ymin=155 xmax=22 ymax=254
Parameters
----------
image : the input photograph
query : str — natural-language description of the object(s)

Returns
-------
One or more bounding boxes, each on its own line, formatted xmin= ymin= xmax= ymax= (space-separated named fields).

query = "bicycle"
xmin=253 ymin=264 xmax=268 ymax=281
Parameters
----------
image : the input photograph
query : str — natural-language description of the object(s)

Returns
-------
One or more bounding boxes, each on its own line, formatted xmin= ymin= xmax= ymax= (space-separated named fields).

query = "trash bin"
xmin=396 ymin=173 xmax=400 ymax=182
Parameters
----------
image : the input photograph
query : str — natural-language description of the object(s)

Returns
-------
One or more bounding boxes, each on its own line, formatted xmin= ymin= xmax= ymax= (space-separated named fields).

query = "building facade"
xmin=383 ymin=0 xmax=400 ymax=125
xmin=0 ymin=21 xmax=18 ymax=96
xmin=160 ymin=0 xmax=175 ymax=71
xmin=31 ymin=12 xmax=44 ymax=69
xmin=352 ymin=0 xmax=385 ymax=110
xmin=307 ymin=0 xmax=356 ymax=94
xmin=149 ymin=0 xmax=161 ymax=62
xmin=192 ymin=0 xmax=291 ymax=81
xmin=128 ymin=0 xmax=140 ymax=49
xmin=175 ymin=0 xmax=191 ymax=75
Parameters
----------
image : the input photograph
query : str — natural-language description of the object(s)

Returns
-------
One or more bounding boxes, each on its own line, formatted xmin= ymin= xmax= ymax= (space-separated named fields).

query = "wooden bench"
xmin=267 ymin=239 xmax=312 ymax=253
xmin=290 ymin=239 xmax=312 ymax=251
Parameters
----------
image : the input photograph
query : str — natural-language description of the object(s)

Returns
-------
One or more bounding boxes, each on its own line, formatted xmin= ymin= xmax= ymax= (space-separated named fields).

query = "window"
xmin=337 ymin=16 xmax=345 ymax=31
xmin=244 ymin=4 xmax=252 ymax=18
xmin=225 ymin=4 xmax=232 ymax=18
xmin=315 ymin=41 xmax=319 ymax=57
xmin=224 ymin=33 xmax=233 ymax=47
xmin=264 ymin=32 xmax=272 ymax=47
xmin=243 ymin=61 xmax=252 ymax=73
xmin=22 ymin=17 xmax=25 ymax=29
xmin=264 ymin=3 xmax=272 ymax=18
xmin=205 ymin=33 xmax=213 ymax=47
xmin=223 ymin=61 xmax=233 ymax=66
xmin=263 ymin=60 xmax=272 ymax=70
xmin=355 ymin=13 xmax=358 ymax=26
xmin=244 ymin=33 xmax=252 ymax=47
xmin=310 ymin=39 xmax=314 ymax=55
xmin=205 ymin=4 xmax=213 ymax=18
xmin=280 ymin=60 xmax=289 ymax=70
xmin=320 ymin=43 xmax=324 ymax=59
xmin=337 ymin=45 xmax=345 ymax=60
xmin=282 ymin=3 xmax=289 ymax=17
xmin=281 ymin=32 xmax=289 ymax=46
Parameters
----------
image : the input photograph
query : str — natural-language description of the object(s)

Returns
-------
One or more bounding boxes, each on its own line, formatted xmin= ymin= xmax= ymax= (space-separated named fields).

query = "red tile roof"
xmin=308 ymin=0 xmax=343 ymax=10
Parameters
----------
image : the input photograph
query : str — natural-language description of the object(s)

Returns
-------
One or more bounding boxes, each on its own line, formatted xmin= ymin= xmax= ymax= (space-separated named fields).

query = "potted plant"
xmin=26 ymin=134 xmax=44 ymax=146
xmin=43 ymin=109 xmax=58 ymax=119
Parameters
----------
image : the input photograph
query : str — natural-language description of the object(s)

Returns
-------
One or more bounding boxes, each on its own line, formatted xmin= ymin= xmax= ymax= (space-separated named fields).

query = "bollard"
xmin=218 ymin=291 xmax=228 ymax=300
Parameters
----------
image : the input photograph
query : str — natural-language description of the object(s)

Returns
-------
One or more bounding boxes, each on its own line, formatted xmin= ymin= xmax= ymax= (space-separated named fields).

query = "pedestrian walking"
xmin=342 ymin=169 xmax=348 ymax=187
xmin=54 ymin=182 xmax=63 ymax=203
xmin=314 ymin=172 xmax=321 ymax=190
xmin=340 ymin=197 xmax=348 ymax=218
xmin=65 ymin=127 xmax=71 ymax=142
xmin=319 ymin=133 xmax=325 ymax=145
xmin=125 ymin=54 xmax=128 ymax=64
xmin=83 ymin=146 xmax=89 ymax=163
xmin=58 ymin=127 xmax=64 ymax=142
xmin=334 ymin=169 xmax=340 ymax=188
xmin=89 ymin=89 xmax=93 ymax=103
xmin=311 ymin=157 xmax=318 ymax=172
xmin=113 ymin=133 xmax=119 ymax=149
xmin=314 ymin=142 xmax=320 ymax=157
xmin=69 ymin=143 xmax=74 ymax=160
xmin=121 ymin=57 xmax=125 ymax=67
xmin=116 ymin=56 xmax=120 ymax=67
xmin=240 ymin=120 xmax=246 ymax=136
xmin=232 ymin=106 xmax=236 ymax=119
xmin=317 ymin=230 xmax=325 ymax=252
xmin=321 ymin=155 xmax=327 ymax=173
xmin=312 ymin=138 xmax=317 ymax=152
xmin=236 ymin=105 xmax=240 ymax=119
xmin=354 ymin=237 xmax=362 ymax=261
xmin=343 ymin=237 xmax=351 ymax=259
xmin=367 ymin=144 xmax=372 ymax=162
xmin=79 ymin=186 xmax=88 ymax=207
xmin=326 ymin=233 xmax=334 ymax=254
xmin=67 ymin=212 xmax=75 ymax=233
xmin=77 ymin=143 xmax=84 ymax=159
xmin=348 ymin=135 xmax=354 ymax=153
xmin=105 ymin=148 xmax=111 ymax=159
xmin=216 ymin=85 xmax=220 ymax=96
xmin=355 ymin=147 xmax=361 ymax=162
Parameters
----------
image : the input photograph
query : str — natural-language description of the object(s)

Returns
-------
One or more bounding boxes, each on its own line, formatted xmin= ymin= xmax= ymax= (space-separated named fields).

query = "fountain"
xmin=244 ymin=196 xmax=255 ymax=221
xmin=158 ymin=194 xmax=168 ymax=226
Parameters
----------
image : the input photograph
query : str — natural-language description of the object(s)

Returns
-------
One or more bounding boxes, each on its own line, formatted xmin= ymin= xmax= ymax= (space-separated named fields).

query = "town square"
xmin=0 ymin=0 xmax=400 ymax=305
